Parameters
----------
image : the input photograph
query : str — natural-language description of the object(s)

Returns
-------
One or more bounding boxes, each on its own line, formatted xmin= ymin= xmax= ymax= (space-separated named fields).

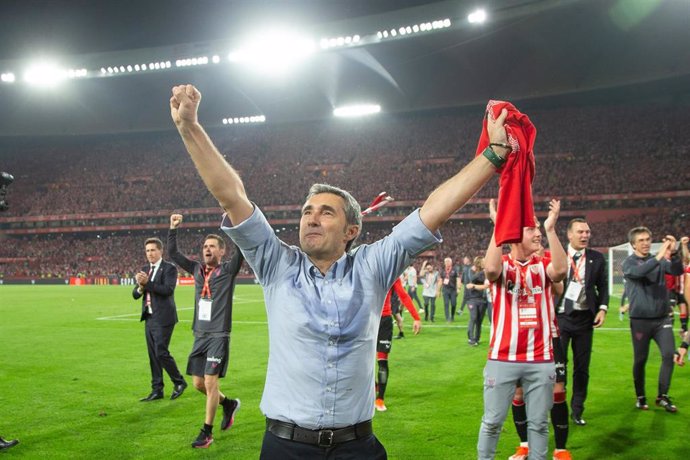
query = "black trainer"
xmin=635 ymin=396 xmax=648 ymax=410
xmin=0 ymin=437 xmax=19 ymax=451
xmin=191 ymin=429 xmax=213 ymax=448
xmin=655 ymin=395 xmax=677 ymax=413
xmin=221 ymin=398 xmax=241 ymax=431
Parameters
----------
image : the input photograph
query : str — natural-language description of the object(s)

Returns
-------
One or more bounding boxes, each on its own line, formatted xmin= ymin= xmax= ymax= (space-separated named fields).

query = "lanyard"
xmin=569 ymin=253 xmax=585 ymax=283
xmin=200 ymin=266 xmax=216 ymax=298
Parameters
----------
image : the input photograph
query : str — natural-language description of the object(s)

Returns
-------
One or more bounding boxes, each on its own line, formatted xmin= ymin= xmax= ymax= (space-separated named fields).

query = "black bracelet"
xmin=489 ymin=142 xmax=512 ymax=151
xmin=482 ymin=146 xmax=506 ymax=169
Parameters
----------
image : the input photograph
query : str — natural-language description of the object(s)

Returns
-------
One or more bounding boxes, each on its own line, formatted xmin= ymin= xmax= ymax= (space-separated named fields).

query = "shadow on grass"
xmin=578 ymin=405 xmax=674 ymax=460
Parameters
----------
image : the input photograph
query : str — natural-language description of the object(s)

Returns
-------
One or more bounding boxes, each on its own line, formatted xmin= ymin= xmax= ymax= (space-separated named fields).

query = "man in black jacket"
xmin=623 ymin=227 xmax=683 ymax=413
xmin=556 ymin=218 xmax=609 ymax=426
xmin=133 ymin=237 xmax=187 ymax=402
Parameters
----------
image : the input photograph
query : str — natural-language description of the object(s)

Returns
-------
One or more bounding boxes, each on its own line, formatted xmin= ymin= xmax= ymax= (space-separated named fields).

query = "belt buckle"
xmin=318 ymin=429 xmax=334 ymax=447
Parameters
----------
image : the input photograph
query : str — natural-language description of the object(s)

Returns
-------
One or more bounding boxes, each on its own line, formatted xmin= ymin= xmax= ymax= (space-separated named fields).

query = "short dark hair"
xmin=145 ymin=237 xmax=163 ymax=250
xmin=205 ymin=234 xmax=226 ymax=249
xmin=305 ymin=183 xmax=362 ymax=251
xmin=628 ymin=226 xmax=651 ymax=245
xmin=567 ymin=218 xmax=588 ymax=231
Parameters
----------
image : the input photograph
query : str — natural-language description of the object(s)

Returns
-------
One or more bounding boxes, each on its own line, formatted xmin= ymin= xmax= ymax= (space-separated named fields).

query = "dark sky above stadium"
xmin=0 ymin=0 xmax=438 ymax=59
xmin=0 ymin=0 xmax=689 ymax=136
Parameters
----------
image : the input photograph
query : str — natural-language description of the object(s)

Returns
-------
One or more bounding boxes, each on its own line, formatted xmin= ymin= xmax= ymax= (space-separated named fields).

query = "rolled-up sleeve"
xmin=390 ymin=209 xmax=442 ymax=256
xmin=362 ymin=209 xmax=442 ymax=288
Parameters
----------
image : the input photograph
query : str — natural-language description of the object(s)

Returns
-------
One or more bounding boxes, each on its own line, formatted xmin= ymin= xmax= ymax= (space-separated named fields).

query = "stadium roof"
xmin=0 ymin=0 xmax=689 ymax=136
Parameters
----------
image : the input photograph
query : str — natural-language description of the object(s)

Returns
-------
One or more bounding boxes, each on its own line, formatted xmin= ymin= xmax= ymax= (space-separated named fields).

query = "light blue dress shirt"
xmin=222 ymin=205 xmax=440 ymax=429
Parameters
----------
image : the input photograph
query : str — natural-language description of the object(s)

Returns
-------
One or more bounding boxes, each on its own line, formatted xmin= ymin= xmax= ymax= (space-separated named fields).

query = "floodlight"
xmin=333 ymin=104 xmax=381 ymax=118
xmin=24 ymin=62 xmax=66 ymax=87
xmin=212 ymin=55 xmax=220 ymax=64
xmin=100 ymin=67 xmax=106 ymax=74
xmin=1 ymin=72 xmax=15 ymax=83
xmin=468 ymin=9 xmax=487 ymax=24
xmin=227 ymin=28 xmax=315 ymax=75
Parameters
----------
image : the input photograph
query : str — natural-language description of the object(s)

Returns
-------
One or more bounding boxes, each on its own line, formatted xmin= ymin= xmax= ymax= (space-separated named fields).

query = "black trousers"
xmin=630 ymin=317 xmax=676 ymax=397
xmin=407 ymin=287 xmax=423 ymax=309
xmin=260 ymin=431 xmax=387 ymax=460
xmin=145 ymin=321 xmax=185 ymax=391
xmin=558 ymin=312 xmax=594 ymax=416
xmin=467 ymin=301 xmax=487 ymax=343
xmin=442 ymin=289 xmax=457 ymax=321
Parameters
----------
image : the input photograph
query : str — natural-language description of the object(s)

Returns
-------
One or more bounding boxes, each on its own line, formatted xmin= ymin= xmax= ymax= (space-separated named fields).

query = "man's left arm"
xmin=665 ymin=251 xmax=684 ymax=276
xmin=226 ymin=241 xmax=245 ymax=277
xmin=419 ymin=109 xmax=509 ymax=233
xmin=593 ymin=251 xmax=609 ymax=328
xmin=544 ymin=199 xmax=567 ymax=282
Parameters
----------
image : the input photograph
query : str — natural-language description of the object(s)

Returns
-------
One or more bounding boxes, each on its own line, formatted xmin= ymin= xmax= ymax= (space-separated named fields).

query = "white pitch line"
xmin=95 ymin=296 xmax=258 ymax=321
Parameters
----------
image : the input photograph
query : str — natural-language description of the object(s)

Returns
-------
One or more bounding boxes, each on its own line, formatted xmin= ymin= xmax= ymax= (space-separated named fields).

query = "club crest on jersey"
xmin=530 ymin=265 xmax=540 ymax=274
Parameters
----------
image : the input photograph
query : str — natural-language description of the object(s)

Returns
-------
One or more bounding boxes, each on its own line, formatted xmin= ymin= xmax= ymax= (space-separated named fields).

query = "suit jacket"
xmin=572 ymin=248 xmax=609 ymax=316
xmin=132 ymin=259 xmax=179 ymax=327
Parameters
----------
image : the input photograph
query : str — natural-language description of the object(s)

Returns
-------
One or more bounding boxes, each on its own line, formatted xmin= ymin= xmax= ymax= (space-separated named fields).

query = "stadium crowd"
xmin=0 ymin=103 xmax=688 ymax=279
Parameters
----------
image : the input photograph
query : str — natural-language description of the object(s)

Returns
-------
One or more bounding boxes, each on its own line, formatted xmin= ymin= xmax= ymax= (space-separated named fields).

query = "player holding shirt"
xmin=478 ymin=199 xmax=567 ymax=460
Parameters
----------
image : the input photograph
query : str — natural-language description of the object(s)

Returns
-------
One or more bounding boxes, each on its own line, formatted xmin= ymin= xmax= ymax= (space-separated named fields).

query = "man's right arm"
xmin=167 ymin=229 xmax=198 ymax=275
xmin=170 ymin=85 xmax=253 ymax=225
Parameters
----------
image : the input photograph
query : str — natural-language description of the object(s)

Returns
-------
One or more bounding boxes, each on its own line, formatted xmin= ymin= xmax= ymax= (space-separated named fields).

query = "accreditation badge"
xmin=198 ymin=298 xmax=213 ymax=321
xmin=518 ymin=297 xmax=538 ymax=330
xmin=564 ymin=281 xmax=584 ymax=303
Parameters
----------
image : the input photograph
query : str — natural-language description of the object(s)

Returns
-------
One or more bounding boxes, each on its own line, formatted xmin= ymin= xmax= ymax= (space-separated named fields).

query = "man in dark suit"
xmin=133 ymin=237 xmax=187 ymax=402
xmin=556 ymin=218 xmax=609 ymax=426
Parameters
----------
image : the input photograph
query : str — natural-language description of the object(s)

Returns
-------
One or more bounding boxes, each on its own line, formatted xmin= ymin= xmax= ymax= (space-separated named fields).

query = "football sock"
xmin=512 ymin=399 xmax=528 ymax=443
xmin=552 ymin=392 xmax=568 ymax=450
xmin=377 ymin=359 xmax=389 ymax=399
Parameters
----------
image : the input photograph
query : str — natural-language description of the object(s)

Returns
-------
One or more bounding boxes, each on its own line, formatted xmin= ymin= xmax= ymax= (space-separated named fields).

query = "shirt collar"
xmin=307 ymin=252 xmax=350 ymax=281
xmin=568 ymin=245 xmax=584 ymax=258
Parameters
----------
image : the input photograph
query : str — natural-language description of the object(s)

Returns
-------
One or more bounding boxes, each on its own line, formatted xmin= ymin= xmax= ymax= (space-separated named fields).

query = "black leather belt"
xmin=266 ymin=418 xmax=373 ymax=447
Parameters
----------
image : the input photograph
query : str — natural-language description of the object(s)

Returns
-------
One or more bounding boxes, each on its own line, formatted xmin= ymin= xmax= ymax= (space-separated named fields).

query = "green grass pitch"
xmin=0 ymin=285 xmax=688 ymax=459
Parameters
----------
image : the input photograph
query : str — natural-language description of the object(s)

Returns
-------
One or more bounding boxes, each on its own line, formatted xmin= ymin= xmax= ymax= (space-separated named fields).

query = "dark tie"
xmin=146 ymin=265 xmax=154 ymax=308
xmin=569 ymin=253 xmax=581 ymax=281
xmin=564 ymin=252 xmax=581 ymax=314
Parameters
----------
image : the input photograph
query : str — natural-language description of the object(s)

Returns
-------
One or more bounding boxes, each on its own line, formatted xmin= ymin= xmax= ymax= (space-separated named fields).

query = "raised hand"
xmin=543 ymin=199 xmax=561 ymax=233
xmin=170 ymin=213 xmax=183 ymax=229
xmin=170 ymin=84 xmax=202 ymax=126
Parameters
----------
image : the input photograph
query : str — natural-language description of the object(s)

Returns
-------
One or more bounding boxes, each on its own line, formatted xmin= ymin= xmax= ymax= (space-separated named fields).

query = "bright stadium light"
xmin=24 ymin=62 xmax=67 ymax=87
xmin=333 ymin=104 xmax=381 ymax=118
xmin=228 ymin=28 xmax=315 ymax=75
xmin=468 ymin=9 xmax=487 ymax=24
xmin=222 ymin=114 xmax=266 ymax=125
xmin=1 ymin=72 xmax=16 ymax=83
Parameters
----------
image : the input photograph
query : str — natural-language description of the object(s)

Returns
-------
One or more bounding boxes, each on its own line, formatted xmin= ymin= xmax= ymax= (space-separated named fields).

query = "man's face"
xmin=145 ymin=243 xmax=162 ymax=265
xmin=520 ymin=226 xmax=542 ymax=256
xmin=299 ymin=193 xmax=358 ymax=261
xmin=444 ymin=258 xmax=452 ymax=270
xmin=202 ymin=238 xmax=225 ymax=266
xmin=463 ymin=257 xmax=470 ymax=265
xmin=568 ymin=222 xmax=591 ymax=251
xmin=632 ymin=232 xmax=652 ymax=257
